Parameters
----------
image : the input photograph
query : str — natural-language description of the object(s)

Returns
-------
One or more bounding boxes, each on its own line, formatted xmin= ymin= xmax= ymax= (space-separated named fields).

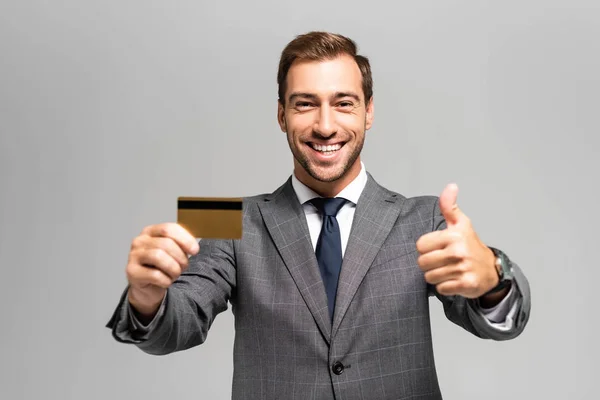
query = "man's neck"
xmin=294 ymin=158 xmax=362 ymax=198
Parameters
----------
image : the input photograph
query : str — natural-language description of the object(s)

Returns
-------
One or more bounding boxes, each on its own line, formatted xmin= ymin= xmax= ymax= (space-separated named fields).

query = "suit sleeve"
xmin=427 ymin=198 xmax=531 ymax=340
xmin=105 ymin=237 xmax=236 ymax=355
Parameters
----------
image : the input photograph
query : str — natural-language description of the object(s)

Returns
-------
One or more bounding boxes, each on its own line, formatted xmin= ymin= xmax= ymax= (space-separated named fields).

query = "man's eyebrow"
xmin=333 ymin=92 xmax=361 ymax=102
xmin=288 ymin=93 xmax=318 ymax=102
xmin=288 ymin=92 xmax=361 ymax=103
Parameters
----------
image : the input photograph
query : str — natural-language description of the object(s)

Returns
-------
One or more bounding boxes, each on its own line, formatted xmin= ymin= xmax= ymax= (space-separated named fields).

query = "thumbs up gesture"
xmin=416 ymin=184 xmax=500 ymax=299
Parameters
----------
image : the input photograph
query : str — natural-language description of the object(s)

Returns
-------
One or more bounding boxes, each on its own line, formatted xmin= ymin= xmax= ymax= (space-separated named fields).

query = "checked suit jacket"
xmin=107 ymin=172 xmax=531 ymax=400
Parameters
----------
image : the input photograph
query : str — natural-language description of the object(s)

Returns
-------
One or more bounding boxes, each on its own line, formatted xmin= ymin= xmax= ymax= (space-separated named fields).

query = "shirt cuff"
xmin=477 ymin=283 xmax=520 ymax=330
xmin=126 ymin=291 xmax=167 ymax=335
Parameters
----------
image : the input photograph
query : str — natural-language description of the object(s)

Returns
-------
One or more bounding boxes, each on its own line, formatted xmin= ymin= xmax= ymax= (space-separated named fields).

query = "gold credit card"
xmin=177 ymin=197 xmax=243 ymax=239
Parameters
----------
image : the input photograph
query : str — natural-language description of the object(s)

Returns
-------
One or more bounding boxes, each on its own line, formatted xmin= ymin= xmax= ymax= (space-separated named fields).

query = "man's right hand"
xmin=126 ymin=223 xmax=200 ymax=323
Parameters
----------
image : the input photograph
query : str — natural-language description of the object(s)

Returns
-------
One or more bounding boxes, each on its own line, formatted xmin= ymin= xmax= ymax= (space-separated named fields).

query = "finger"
xmin=439 ymin=183 xmax=461 ymax=226
xmin=435 ymin=279 xmax=463 ymax=297
xmin=127 ymin=262 xmax=173 ymax=289
xmin=416 ymin=230 xmax=459 ymax=254
xmin=133 ymin=236 xmax=190 ymax=269
xmin=135 ymin=248 xmax=182 ymax=281
xmin=417 ymin=249 xmax=461 ymax=272
xmin=423 ymin=263 xmax=463 ymax=285
xmin=435 ymin=273 xmax=479 ymax=298
xmin=142 ymin=223 xmax=199 ymax=255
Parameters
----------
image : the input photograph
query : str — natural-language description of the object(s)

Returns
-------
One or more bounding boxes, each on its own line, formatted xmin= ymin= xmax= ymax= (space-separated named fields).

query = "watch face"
xmin=492 ymin=247 xmax=513 ymax=280
xmin=499 ymin=253 xmax=514 ymax=280
xmin=495 ymin=258 xmax=504 ymax=278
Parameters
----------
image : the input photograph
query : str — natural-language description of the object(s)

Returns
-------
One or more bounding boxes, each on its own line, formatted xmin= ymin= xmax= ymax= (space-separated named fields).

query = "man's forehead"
xmin=286 ymin=55 xmax=363 ymax=98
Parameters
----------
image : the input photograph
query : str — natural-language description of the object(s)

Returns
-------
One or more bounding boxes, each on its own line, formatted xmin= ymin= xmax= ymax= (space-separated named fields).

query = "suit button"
xmin=332 ymin=361 xmax=344 ymax=375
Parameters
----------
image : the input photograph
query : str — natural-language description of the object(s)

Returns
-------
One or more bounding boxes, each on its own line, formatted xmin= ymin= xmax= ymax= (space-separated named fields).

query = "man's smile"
xmin=306 ymin=142 xmax=346 ymax=160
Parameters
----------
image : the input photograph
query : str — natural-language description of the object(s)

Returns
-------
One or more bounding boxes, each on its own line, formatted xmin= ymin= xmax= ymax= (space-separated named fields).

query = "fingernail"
xmin=191 ymin=241 xmax=200 ymax=254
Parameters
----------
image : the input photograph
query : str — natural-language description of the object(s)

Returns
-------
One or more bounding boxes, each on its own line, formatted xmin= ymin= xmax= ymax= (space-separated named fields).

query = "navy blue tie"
xmin=309 ymin=197 xmax=347 ymax=322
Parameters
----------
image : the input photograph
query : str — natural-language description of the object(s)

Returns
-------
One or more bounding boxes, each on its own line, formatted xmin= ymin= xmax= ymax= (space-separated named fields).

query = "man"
xmin=107 ymin=31 xmax=530 ymax=399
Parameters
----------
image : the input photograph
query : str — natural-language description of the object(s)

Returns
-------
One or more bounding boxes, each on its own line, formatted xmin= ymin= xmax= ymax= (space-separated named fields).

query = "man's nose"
xmin=313 ymin=105 xmax=337 ymax=138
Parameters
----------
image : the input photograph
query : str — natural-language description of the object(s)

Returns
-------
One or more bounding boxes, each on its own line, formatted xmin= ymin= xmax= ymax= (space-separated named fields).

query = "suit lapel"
xmin=257 ymin=178 xmax=332 ymax=343
xmin=332 ymin=173 xmax=404 ymax=336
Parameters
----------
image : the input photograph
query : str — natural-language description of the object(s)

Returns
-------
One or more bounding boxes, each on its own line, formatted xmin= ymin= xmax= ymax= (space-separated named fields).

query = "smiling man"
xmin=279 ymin=52 xmax=371 ymax=197
xmin=107 ymin=32 xmax=531 ymax=400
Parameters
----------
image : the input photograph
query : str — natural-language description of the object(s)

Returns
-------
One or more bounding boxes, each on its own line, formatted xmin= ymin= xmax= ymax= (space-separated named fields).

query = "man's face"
xmin=278 ymin=54 xmax=374 ymax=187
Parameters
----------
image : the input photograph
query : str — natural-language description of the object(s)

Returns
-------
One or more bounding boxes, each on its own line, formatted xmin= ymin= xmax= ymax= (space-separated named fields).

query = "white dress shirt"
xmin=291 ymin=162 xmax=519 ymax=329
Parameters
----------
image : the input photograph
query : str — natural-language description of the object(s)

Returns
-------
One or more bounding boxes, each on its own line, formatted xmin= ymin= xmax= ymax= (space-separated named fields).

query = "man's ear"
xmin=365 ymin=96 xmax=374 ymax=130
xmin=277 ymin=101 xmax=287 ymax=132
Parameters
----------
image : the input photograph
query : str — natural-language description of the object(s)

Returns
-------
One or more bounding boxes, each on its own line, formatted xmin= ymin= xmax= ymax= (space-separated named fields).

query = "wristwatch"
xmin=485 ymin=247 xmax=514 ymax=295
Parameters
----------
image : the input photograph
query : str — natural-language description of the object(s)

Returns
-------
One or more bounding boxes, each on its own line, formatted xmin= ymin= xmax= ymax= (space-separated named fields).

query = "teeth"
xmin=312 ymin=143 xmax=342 ymax=152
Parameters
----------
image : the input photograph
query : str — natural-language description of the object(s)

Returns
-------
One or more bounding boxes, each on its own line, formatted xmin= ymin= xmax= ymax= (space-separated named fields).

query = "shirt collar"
xmin=291 ymin=162 xmax=367 ymax=206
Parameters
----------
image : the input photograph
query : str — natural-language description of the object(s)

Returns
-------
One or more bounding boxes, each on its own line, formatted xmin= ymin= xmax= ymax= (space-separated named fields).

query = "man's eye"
xmin=295 ymin=102 xmax=314 ymax=109
xmin=338 ymin=102 xmax=354 ymax=108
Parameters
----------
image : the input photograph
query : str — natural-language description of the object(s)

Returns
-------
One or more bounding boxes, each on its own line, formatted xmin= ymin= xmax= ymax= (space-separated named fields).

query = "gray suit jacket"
xmin=107 ymin=173 xmax=531 ymax=399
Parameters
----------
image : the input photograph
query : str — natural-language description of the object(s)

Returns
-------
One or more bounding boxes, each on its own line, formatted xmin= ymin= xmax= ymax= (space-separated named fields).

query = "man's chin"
xmin=306 ymin=164 xmax=347 ymax=183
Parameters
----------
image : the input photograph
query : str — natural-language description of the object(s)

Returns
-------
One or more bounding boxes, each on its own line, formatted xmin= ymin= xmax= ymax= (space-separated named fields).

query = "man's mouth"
xmin=309 ymin=142 xmax=343 ymax=155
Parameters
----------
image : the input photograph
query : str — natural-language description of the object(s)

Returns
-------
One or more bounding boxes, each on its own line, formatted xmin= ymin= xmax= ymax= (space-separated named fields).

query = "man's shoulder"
xmin=239 ymin=193 xmax=272 ymax=216
xmin=241 ymin=192 xmax=271 ymax=204
xmin=401 ymin=193 xmax=439 ymax=208
xmin=373 ymin=188 xmax=441 ymax=238
xmin=238 ymin=177 xmax=292 ymax=211
xmin=370 ymin=177 xmax=439 ymax=211
xmin=242 ymin=179 xmax=289 ymax=202
xmin=391 ymin=192 xmax=439 ymax=219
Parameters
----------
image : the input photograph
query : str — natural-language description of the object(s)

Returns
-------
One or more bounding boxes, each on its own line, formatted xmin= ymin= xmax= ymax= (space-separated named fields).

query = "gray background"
xmin=1 ymin=0 xmax=598 ymax=399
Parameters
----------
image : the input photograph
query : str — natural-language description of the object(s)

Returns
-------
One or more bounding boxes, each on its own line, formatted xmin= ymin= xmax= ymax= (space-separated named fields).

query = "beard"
xmin=287 ymin=128 xmax=365 ymax=183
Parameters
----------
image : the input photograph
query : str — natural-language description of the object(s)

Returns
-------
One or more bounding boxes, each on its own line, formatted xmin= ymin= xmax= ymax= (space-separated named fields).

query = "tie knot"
xmin=310 ymin=197 xmax=347 ymax=217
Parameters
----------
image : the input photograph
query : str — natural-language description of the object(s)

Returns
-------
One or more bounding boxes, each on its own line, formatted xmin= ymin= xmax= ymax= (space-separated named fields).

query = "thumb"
xmin=439 ymin=183 xmax=462 ymax=225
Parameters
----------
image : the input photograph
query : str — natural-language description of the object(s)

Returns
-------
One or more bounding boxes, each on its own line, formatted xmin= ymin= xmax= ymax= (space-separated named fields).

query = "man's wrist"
xmin=127 ymin=287 xmax=165 ymax=324
xmin=478 ymin=282 xmax=512 ymax=308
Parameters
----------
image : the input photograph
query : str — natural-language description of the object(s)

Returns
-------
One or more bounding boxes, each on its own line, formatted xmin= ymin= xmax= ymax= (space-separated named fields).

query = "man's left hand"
xmin=416 ymin=183 xmax=500 ymax=299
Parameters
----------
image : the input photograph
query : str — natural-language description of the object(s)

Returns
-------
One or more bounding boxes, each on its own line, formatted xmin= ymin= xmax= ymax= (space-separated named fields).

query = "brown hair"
xmin=277 ymin=31 xmax=373 ymax=106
